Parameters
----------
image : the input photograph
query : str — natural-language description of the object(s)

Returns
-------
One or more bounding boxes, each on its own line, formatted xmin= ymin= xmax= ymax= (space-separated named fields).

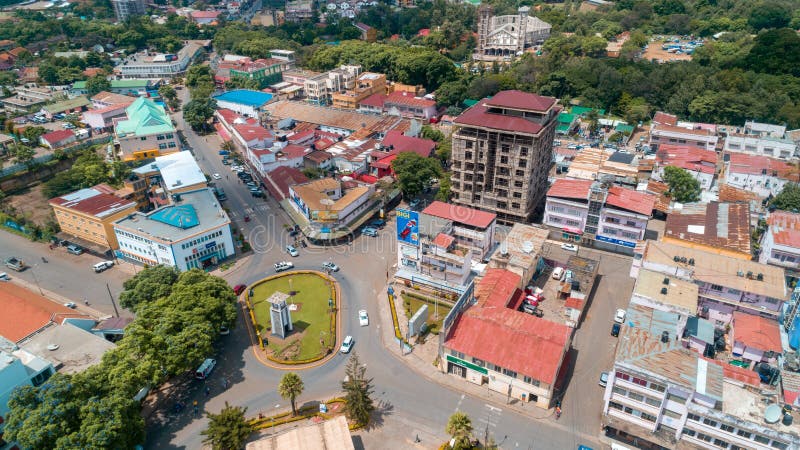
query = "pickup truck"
xmin=4 ymin=257 xmax=26 ymax=271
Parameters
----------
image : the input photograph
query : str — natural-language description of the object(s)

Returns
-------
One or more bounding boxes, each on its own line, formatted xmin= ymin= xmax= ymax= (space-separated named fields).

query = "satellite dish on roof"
xmin=522 ymin=241 xmax=534 ymax=253
xmin=47 ymin=344 xmax=60 ymax=351
xmin=765 ymin=404 xmax=782 ymax=424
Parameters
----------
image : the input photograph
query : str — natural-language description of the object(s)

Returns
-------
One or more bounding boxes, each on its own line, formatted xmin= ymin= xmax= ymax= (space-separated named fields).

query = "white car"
xmin=340 ymin=335 xmax=354 ymax=353
xmin=322 ymin=261 xmax=339 ymax=272
xmin=64 ymin=302 xmax=77 ymax=309
xmin=93 ymin=261 xmax=114 ymax=273
xmin=614 ymin=308 xmax=627 ymax=324
xmin=561 ymin=243 xmax=578 ymax=252
xmin=286 ymin=245 xmax=299 ymax=257
xmin=212 ymin=173 xmax=221 ymax=180
xmin=274 ymin=261 xmax=294 ymax=272
xmin=358 ymin=309 xmax=369 ymax=326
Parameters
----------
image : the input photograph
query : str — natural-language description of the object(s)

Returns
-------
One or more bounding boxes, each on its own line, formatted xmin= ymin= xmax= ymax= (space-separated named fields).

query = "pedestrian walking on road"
xmin=205 ymin=386 xmax=210 ymax=397
xmin=193 ymin=400 xmax=199 ymax=417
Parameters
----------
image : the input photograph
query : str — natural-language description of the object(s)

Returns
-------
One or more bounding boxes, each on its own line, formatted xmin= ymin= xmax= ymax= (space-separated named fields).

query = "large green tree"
xmin=118 ymin=264 xmax=179 ymax=311
xmin=86 ymin=74 xmax=111 ymax=96
xmin=341 ymin=352 xmax=374 ymax=426
xmin=771 ymin=183 xmax=800 ymax=213
xmin=663 ymin=165 xmax=701 ymax=203
xmin=201 ymin=402 xmax=253 ymax=450
xmin=446 ymin=411 xmax=473 ymax=450
xmin=278 ymin=372 xmax=304 ymax=416
xmin=183 ymin=98 xmax=217 ymax=132
xmin=391 ymin=152 xmax=441 ymax=200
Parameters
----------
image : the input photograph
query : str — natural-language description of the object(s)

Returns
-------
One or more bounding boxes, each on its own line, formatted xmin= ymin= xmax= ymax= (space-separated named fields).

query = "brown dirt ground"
xmin=642 ymin=45 xmax=693 ymax=63
xmin=6 ymin=184 xmax=53 ymax=224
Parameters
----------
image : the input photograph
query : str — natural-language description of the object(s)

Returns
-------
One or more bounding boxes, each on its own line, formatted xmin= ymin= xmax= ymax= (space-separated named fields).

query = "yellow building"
xmin=49 ymin=184 xmax=137 ymax=249
xmin=114 ymin=97 xmax=180 ymax=162
xmin=331 ymin=72 xmax=386 ymax=110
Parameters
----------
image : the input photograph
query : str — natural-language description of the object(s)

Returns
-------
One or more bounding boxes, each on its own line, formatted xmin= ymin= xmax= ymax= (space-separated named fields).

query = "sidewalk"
xmin=375 ymin=282 xmax=605 ymax=447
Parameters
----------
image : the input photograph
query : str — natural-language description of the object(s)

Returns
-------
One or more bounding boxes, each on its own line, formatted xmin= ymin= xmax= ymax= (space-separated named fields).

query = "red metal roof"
xmin=371 ymin=153 xmax=397 ymax=169
xmin=726 ymin=152 xmax=799 ymax=181
xmin=656 ymin=144 xmax=717 ymax=175
xmin=381 ymin=130 xmax=435 ymax=158
xmin=41 ymin=129 xmax=75 ymax=144
xmin=384 ymin=91 xmax=436 ymax=108
xmin=422 ymin=200 xmax=497 ymax=229
xmin=358 ymin=93 xmax=386 ymax=108
xmin=263 ymin=166 xmax=309 ymax=200
xmin=732 ymin=311 xmax=781 ymax=352
xmin=484 ymin=90 xmax=557 ymax=112
xmin=546 ymin=178 xmax=592 ymax=200
xmin=433 ymin=233 xmax=455 ymax=248
xmin=454 ymin=99 xmax=546 ymax=135
xmin=654 ymin=124 xmax=714 ymax=137
xmin=0 ymin=283 xmax=80 ymax=342
xmin=652 ymin=111 xmax=678 ymax=126
xmin=564 ymin=297 xmax=584 ymax=310
xmin=417 ymin=28 xmax=430 ymax=36
xmin=191 ymin=10 xmax=221 ymax=18
xmin=445 ymin=269 xmax=571 ymax=385
xmin=49 ymin=186 xmax=135 ymax=217
xmin=605 ymin=186 xmax=655 ymax=216
xmin=234 ymin=124 xmax=273 ymax=142
xmin=280 ymin=144 xmax=308 ymax=159
xmin=767 ymin=211 xmax=800 ymax=248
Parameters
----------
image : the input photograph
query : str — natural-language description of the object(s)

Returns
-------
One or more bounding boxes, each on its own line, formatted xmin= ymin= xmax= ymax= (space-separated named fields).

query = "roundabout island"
xmin=244 ymin=270 xmax=339 ymax=367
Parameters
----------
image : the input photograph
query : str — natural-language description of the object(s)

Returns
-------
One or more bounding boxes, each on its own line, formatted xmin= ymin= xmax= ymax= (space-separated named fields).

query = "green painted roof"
xmin=571 ymin=106 xmax=606 ymax=116
xmin=42 ymin=96 xmax=90 ymax=114
xmin=463 ymin=99 xmax=479 ymax=107
xmin=463 ymin=0 xmax=481 ymax=5
xmin=115 ymin=97 xmax=174 ymax=138
xmin=615 ymin=123 xmax=635 ymax=134
xmin=558 ymin=112 xmax=576 ymax=124
xmin=556 ymin=124 xmax=572 ymax=133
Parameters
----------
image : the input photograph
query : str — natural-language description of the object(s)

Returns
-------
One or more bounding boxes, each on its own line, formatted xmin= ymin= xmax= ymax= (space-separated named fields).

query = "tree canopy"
xmin=663 ymin=166 xmax=702 ymax=203
xmin=85 ymin=74 xmax=111 ymax=97
xmin=770 ymin=183 xmax=800 ymax=213
xmin=3 ymin=267 xmax=238 ymax=448
xmin=201 ymin=402 xmax=253 ymax=450
xmin=341 ymin=352 xmax=374 ymax=426
xmin=391 ymin=152 xmax=442 ymax=200
xmin=278 ymin=372 xmax=304 ymax=417
xmin=446 ymin=411 xmax=473 ymax=450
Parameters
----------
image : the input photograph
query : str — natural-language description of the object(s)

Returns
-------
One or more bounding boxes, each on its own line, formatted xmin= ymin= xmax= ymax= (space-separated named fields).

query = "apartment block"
xmin=723 ymin=152 xmax=800 ymax=199
xmin=331 ymin=72 xmax=385 ymax=110
xmin=49 ymin=184 xmax=137 ymax=249
xmin=451 ymin=90 xmax=559 ymax=223
xmin=650 ymin=124 xmax=719 ymax=151
xmin=724 ymin=134 xmax=797 ymax=161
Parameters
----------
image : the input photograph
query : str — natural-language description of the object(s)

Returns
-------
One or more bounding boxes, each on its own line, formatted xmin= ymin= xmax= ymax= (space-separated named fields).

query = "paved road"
xmin=142 ymin=94 xmax=616 ymax=449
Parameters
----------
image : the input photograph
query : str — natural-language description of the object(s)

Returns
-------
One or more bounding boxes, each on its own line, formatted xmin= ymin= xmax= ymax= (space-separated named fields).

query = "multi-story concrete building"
xmin=285 ymin=0 xmax=314 ymax=22
xmin=111 ymin=0 xmax=146 ymax=22
xmin=724 ymin=134 xmax=798 ymax=161
xmin=723 ymin=152 xmax=799 ymax=198
xmin=475 ymin=5 xmax=551 ymax=60
xmin=543 ymin=179 xmax=654 ymax=251
xmin=451 ymin=90 xmax=559 ymax=223
xmin=635 ymin=240 xmax=788 ymax=327
xmin=358 ymin=90 xmax=438 ymax=121
xmin=114 ymin=97 xmax=180 ymax=161
xmin=303 ymin=65 xmax=361 ymax=106
xmin=129 ymin=151 xmax=208 ymax=208
xmin=213 ymin=89 xmax=274 ymax=118
xmin=759 ymin=211 xmax=800 ymax=280
xmin=113 ymin=188 xmax=234 ymax=271
xmin=650 ymin=124 xmax=719 ymax=151
xmin=115 ymin=41 xmax=204 ymax=79
xmin=331 ymin=72 xmax=386 ymax=110
xmin=603 ymin=325 xmax=799 ymax=450
xmin=287 ymin=178 xmax=374 ymax=236
xmin=49 ymin=184 xmax=137 ymax=250
xmin=442 ymin=268 xmax=572 ymax=409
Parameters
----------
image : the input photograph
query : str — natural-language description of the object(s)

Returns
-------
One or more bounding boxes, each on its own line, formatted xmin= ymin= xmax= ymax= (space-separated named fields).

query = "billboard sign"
xmin=396 ymin=208 xmax=419 ymax=246
xmin=596 ymin=234 xmax=636 ymax=248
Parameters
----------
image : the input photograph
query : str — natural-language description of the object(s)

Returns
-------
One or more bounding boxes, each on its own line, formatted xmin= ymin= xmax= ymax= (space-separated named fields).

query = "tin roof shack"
xmin=558 ymin=256 xmax=599 ymax=327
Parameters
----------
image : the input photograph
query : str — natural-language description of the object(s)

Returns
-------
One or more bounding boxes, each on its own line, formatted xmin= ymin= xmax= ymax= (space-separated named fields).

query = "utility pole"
xmin=106 ymin=283 xmax=120 ymax=317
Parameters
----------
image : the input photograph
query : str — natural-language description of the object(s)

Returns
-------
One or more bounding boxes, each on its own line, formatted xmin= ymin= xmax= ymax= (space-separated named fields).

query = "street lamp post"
xmin=272 ymin=404 xmax=280 ymax=436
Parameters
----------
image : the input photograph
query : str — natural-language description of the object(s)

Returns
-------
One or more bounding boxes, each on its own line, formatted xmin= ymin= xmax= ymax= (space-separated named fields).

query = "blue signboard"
xmin=596 ymin=234 xmax=636 ymax=248
xmin=205 ymin=241 xmax=217 ymax=249
xmin=396 ymin=209 xmax=419 ymax=246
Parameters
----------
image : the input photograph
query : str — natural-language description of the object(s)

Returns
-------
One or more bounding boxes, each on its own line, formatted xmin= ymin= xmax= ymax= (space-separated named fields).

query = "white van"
xmin=552 ymin=267 xmax=565 ymax=280
xmin=195 ymin=358 xmax=216 ymax=380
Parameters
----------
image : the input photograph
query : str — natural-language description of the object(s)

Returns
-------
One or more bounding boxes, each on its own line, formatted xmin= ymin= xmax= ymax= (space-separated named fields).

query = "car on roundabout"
xmin=322 ymin=261 xmax=339 ymax=272
xmin=274 ymin=261 xmax=294 ymax=272
xmin=358 ymin=310 xmax=369 ymax=326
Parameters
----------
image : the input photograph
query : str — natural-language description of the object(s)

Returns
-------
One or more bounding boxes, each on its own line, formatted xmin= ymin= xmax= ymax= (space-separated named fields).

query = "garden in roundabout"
xmin=247 ymin=271 xmax=337 ymax=364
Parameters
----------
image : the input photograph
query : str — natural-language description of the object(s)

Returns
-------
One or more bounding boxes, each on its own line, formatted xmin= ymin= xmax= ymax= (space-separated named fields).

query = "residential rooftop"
xmin=642 ymin=240 xmax=787 ymax=300
xmin=49 ymin=185 xmax=136 ymax=218
xmin=766 ymin=210 xmax=800 ymax=249
xmin=115 ymin=97 xmax=174 ymax=138
xmin=291 ymin=178 xmax=369 ymax=213
xmin=114 ymin=188 xmax=230 ymax=243
xmin=726 ymin=152 xmax=799 ymax=180
xmin=720 ymin=381 xmax=800 ymax=439
xmin=19 ymin=323 xmax=116 ymax=374
xmin=632 ymin=269 xmax=699 ymax=314
xmin=605 ymin=186 xmax=655 ymax=216
xmin=731 ymin=311 xmax=781 ymax=353
xmin=546 ymin=178 xmax=593 ymax=200
xmin=132 ymin=151 xmax=206 ymax=192
xmin=656 ymin=144 xmax=717 ymax=175
xmin=422 ymin=201 xmax=497 ymax=229
xmin=489 ymin=223 xmax=550 ymax=272
xmin=664 ymin=202 xmax=752 ymax=256
xmin=0 ymin=283 xmax=91 ymax=343
xmin=265 ymin=100 xmax=410 ymax=134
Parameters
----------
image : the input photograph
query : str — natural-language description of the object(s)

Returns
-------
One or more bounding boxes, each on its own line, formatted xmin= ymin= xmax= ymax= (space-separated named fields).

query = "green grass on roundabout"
xmin=250 ymin=272 xmax=335 ymax=362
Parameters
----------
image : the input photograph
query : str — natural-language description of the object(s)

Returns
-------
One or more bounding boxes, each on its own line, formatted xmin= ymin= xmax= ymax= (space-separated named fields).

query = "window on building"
xmin=720 ymin=424 xmax=734 ymax=433
xmin=697 ymin=433 xmax=713 ymax=442
xmin=712 ymin=438 xmax=729 ymax=448
xmin=754 ymin=435 xmax=770 ymax=444
xmin=472 ymin=358 xmax=485 ymax=367
xmin=684 ymin=428 xmax=696 ymax=437
xmin=628 ymin=392 xmax=644 ymax=402
xmin=736 ymin=430 xmax=751 ymax=439
xmin=687 ymin=413 xmax=701 ymax=422
xmin=140 ymin=136 xmax=147 ymax=141
xmin=771 ymin=441 xmax=788 ymax=450
xmin=641 ymin=412 xmax=657 ymax=422
xmin=702 ymin=418 xmax=718 ymax=427
xmin=502 ymin=368 xmax=517 ymax=378
xmin=710 ymin=284 xmax=723 ymax=291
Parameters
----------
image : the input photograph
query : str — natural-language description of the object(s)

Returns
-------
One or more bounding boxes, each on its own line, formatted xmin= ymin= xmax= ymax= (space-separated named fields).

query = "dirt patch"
xmin=6 ymin=184 xmax=54 ymax=224
xmin=642 ymin=42 xmax=693 ymax=63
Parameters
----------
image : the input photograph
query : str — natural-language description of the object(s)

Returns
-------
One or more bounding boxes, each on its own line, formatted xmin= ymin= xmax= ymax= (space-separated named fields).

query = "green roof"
xmin=42 ymin=96 xmax=90 ymax=114
xmin=556 ymin=124 xmax=572 ymax=133
xmin=115 ymin=97 xmax=174 ymax=138
xmin=463 ymin=0 xmax=481 ymax=5
xmin=615 ymin=123 xmax=635 ymax=134
xmin=558 ymin=112 xmax=576 ymax=124
xmin=463 ymin=99 xmax=479 ymax=107
xmin=571 ymin=106 xmax=606 ymax=116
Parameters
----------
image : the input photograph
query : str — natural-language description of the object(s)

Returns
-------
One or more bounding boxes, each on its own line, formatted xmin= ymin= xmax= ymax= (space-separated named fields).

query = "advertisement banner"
xmin=396 ymin=208 xmax=419 ymax=246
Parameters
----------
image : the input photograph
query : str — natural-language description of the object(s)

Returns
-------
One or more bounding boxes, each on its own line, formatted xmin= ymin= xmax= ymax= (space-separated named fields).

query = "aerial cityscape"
xmin=0 ymin=0 xmax=799 ymax=449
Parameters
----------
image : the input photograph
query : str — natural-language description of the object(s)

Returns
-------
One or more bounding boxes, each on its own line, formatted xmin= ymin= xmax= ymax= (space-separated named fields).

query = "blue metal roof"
xmin=686 ymin=316 xmax=715 ymax=343
xmin=150 ymin=204 xmax=199 ymax=229
xmin=213 ymin=89 xmax=273 ymax=107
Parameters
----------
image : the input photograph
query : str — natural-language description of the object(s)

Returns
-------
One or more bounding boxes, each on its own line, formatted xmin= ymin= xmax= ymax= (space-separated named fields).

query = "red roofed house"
xmin=356 ymin=92 xmax=386 ymax=115
xmin=723 ymin=152 xmax=800 ymax=199
xmin=369 ymin=130 xmax=436 ymax=178
xmin=263 ymin=166 xmax=309 ymax=201
xmin=382 ymin=91 xmax=438 ymax=121
xmin=190 ymin=10 xmax=221 ymax=25
xmin=652 ymin=111 xmax=678 ymax=126
xmin=654 ymin=144 xmax=717 ymax=190
xmin=40 ymin=129 xmax=77 ymax=149
xmin=731 ymin=311 xmax=781 ymax=365
xmin=452 ymin=90 xmax=560 ymax=223
xmin=759 ymin=211 xmax=800 ymax=276
xmin=649 ymin=123 xmax=718 ymax=151
xmin=442 ymin=268 xmax=572 ymax=409
xmin=544 ymin=179 xmax=654 ymax=249
xmin=49 ymin=184 xmax=137 ymax=249
xmin=355 ymin=23 xmax=377 ymax=42
xmin=422 ymin=200 xmax=497 ymax=260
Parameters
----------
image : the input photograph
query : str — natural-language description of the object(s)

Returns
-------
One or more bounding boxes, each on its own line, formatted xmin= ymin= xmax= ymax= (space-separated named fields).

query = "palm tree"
xmin=446 ymin=411 xmax=473 ymax=449
xmin=278 ymin=372 xmax=304 ymax=416
xmin=200 ymin=402 xmax=253 ymax=450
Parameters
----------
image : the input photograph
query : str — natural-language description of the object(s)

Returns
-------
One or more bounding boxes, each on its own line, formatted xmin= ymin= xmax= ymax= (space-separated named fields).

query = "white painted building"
xmin=759 ymin=211 xmax=800 ymax=275
xmin=650 ymin=124 xmax=719 ymax=151
xmin=724 ymin=152 xmax=799 ymax=198
xmin=113 ymin=188 xmax=234 ymax=271
xmin=723 ymin=134 xmax=798 ymax=160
